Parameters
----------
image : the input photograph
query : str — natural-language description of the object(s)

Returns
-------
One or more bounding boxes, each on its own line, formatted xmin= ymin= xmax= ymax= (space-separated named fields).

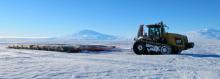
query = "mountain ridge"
xmin=186 ymin=28 xmax=220 ymax=40
xmin=56 ymin=29 xmax=122 ymax=40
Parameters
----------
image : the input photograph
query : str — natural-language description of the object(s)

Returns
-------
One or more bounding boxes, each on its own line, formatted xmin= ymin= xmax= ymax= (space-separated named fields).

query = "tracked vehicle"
xmin=133 ymin=22 xmax=194 ymax=55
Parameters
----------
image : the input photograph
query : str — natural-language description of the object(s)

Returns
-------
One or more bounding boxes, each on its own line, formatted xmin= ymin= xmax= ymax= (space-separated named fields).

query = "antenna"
xmin=160 ymin=21 xmax=169 ymax=30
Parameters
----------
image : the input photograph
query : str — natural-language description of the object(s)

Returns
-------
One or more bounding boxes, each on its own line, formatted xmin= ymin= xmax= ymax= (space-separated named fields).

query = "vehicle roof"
xmin=146 ymin=24 xmax=162 ymax=28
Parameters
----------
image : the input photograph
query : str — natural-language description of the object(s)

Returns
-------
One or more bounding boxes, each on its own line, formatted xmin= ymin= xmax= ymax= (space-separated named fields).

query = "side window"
xmin=149 ymin=28 xmax=154 ymax=37
xmin=155 ymin=28 xmax=160 ymax=36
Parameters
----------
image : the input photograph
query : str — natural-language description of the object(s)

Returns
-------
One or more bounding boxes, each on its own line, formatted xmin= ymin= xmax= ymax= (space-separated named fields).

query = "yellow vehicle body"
xmin=133 ymin=22 xmax=194 ymax=55
xmin=162 ymin=33 xmax=189 ymax=52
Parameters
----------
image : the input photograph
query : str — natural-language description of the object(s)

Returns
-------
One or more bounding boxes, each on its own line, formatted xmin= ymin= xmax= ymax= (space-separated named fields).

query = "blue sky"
xmin=0 ymin=0 xmax=219 ymax=38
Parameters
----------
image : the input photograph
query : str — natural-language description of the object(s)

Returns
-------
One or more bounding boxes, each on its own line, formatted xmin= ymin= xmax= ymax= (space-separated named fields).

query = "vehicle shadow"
xmin=182 ymin=53 xmax=220 ymax=58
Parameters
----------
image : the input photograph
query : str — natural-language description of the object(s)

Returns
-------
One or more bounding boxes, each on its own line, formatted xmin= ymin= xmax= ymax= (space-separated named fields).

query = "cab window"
xmin=149 ymin=27 xmax=161 ymax=37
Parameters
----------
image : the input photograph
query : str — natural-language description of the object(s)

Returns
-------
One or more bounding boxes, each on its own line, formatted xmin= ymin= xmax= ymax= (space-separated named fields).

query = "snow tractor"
xmin=133 ymin=22 xmax=194 ymax=55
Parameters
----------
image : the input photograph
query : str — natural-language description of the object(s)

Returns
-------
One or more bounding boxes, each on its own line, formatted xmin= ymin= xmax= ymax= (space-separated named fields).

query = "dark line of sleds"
xmin=8 ymin=44 xmax=116 ymax=53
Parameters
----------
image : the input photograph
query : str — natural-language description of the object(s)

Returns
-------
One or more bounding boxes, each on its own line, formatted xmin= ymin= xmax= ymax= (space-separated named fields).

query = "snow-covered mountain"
xmin=58 ymin=30 xmax=120 ymax=40
xmin=186 ymin=28 xmax=220 ymax=41
xmin=197 ymin=28 xmax=220 ymax=40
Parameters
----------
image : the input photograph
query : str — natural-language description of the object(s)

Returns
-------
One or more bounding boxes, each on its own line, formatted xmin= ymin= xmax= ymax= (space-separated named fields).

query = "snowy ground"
xmin=0 ymin=40 xmax=220 ymax=79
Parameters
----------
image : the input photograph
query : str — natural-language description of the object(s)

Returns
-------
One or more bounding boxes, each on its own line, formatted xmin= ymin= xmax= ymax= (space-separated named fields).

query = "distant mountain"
xmin=186 ymin=28 xmax=220 ymax=40
xmin=57 ymin=30 xmax=121 ymax=40
xmin=197 ymin=29 xmax=220 ymax=40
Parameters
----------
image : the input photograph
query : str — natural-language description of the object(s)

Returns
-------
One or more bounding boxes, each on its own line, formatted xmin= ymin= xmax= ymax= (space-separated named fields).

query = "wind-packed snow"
xmin=0 ymin=39 xmax=220 ymax=79
xmin=1 ymin=29 xmax=220 ymax=79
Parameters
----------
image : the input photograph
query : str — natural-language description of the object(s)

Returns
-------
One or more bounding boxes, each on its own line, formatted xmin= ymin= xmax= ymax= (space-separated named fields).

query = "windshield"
xmin=148 ymin=27 xmax=161 ymax=37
